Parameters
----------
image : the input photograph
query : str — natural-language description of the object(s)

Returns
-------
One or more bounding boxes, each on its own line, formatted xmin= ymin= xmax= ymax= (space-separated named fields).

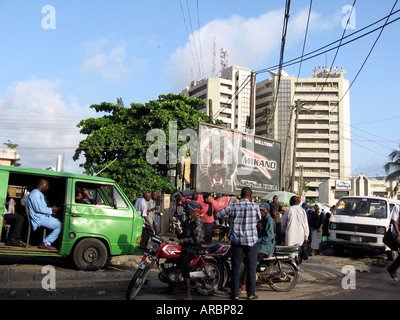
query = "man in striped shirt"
xmin=217 ymin=187 xmax=261 ymax=300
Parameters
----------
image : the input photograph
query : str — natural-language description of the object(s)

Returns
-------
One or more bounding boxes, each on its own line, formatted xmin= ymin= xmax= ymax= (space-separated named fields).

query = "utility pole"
xmin=299 ymin=165 xmax=304 ymax=197
xmin=208 ymin=99 xmax=213 ymax=124
xmin=290 ymin=100 xmax=300 ymax=192
xmin=281 ymin=104 xmax=295 ymax=190
xmin=249 ymin=71 xmax=256 ymax=132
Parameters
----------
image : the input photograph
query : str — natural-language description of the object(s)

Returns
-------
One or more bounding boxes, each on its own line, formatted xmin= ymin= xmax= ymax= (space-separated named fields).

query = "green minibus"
xmin=0 ymin=165 xmax=143 ymax=270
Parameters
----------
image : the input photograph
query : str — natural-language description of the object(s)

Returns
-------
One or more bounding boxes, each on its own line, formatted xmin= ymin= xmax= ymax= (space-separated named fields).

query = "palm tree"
xmin=384 ymin=145 xmax=400 ymax=181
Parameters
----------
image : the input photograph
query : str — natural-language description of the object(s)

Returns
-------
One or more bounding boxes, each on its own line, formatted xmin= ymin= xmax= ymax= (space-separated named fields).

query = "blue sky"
xmin=0 ymin=0 xmax=399 ymax=179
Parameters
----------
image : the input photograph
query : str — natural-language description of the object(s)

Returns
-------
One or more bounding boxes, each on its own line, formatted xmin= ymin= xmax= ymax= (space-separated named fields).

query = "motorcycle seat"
xmin=200 ymin=243 xmax=221 ymax=254
xmin=275 ymin=245 xmax=300 ymax=253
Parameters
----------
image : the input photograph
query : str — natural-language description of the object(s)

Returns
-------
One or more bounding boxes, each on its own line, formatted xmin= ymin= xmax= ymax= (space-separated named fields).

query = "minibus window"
xmin=335 ymin=198 xmax=387 ymax=218
xmin=113 ymin=186 xmax=128 ymax=209
xmin=100 ymin=185 xmax=114 ymax=207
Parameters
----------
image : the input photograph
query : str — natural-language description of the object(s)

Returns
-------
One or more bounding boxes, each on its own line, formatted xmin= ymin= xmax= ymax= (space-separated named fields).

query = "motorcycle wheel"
xmin=219 ymin=260 xmax=230 ymax=289
xmin=126 ymin=266 xmax=150 ymax=300
xmin=266 ymin=261 xmax=299 ymax=292
xmin=195 ymin=259 xmax=222 ymax=296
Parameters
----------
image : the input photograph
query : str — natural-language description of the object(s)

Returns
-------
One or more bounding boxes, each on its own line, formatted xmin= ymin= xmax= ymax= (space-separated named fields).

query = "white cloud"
xmin=0 ymin=78 xmax=92 ymax=173
xmin=165 ymin=8 xmax=337 ymax=92
xmin=80 ymin=38 xmax=148 ymax=81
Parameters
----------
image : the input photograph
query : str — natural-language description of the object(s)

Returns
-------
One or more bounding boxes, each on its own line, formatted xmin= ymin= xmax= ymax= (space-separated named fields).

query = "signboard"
xmin=195 ymin=123 xmax=281 ymax=197
xmin=336 ymin=180 xmax=352 ymax=190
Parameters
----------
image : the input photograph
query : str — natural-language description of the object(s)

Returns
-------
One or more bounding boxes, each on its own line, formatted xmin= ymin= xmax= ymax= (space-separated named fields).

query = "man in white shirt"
xmin=146 ymin=191 xmax=161 ymax=234
xmin=387 ymin=204 xmax=400 ymax=281
xmin=134 ymin=192 xmax=153 ymax=250
xmin=281 ymin=196 xmax=309 ymax=247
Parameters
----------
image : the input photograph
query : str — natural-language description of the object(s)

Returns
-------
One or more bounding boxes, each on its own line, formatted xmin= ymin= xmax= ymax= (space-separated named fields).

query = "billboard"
xmin=195 ymin=122 xmax=281 ymax=197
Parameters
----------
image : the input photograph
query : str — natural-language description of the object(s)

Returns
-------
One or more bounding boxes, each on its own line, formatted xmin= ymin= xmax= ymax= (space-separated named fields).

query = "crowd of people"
xmin=156 ymin=188 xmax=344 ymax=300
xmin=172 ymin=190 xmax=335 ymax=257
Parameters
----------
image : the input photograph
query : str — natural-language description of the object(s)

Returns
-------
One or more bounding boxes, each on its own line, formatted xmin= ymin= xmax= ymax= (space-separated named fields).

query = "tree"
xmin=384 ymin=145 xmax=400 ymax=181
xmin=73 ymin=94 xmax=210 ymax=200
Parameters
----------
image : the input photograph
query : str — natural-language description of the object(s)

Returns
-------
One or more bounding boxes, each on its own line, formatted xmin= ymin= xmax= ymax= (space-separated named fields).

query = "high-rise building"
xmin=180 ymin=65 xmax=351 ymax=201
xmin=181 ymin=65 xmax=254 ymax=133
xmin=255 ymin=67 xmax=351 ymax=200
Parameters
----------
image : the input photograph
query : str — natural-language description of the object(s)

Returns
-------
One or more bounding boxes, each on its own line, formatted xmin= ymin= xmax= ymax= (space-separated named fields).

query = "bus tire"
xmin=72 ymin=238 xmax=108 ymax=271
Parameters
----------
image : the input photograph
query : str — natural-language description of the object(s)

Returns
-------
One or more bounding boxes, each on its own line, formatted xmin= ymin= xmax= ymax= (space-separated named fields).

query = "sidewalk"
xmin=0 ymin=249 xmax=383 ymax=290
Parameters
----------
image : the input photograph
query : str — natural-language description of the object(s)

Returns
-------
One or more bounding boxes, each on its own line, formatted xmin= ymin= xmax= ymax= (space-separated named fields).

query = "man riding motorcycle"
xmin=171 ymin=209 xmax=205 ymax=300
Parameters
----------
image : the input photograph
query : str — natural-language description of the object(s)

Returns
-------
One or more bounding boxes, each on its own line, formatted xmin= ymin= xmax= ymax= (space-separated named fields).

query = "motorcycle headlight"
xmin=146 ymin=240 xmax=159 ymax=252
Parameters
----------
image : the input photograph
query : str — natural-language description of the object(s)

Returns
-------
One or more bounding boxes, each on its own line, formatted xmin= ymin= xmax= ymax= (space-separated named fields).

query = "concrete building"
xmin=181 ymin=65 xmax=254 ymax=133
xmin=319 ymin=174 xmax=400 ymax=206
xmin=0 ymin=148 xmax=20 ymax=166
xmin=255 ymin=67 xmax=351 ymax=200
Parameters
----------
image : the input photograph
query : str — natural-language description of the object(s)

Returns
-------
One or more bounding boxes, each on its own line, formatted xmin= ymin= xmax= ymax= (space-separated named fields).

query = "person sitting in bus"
xmin=27 ymin=179 xmax=62 ymax=250
xmin=75 ymin=187 xmax=96 ymax=205
xmin=3 ymin=194 xmax=25 ymax=247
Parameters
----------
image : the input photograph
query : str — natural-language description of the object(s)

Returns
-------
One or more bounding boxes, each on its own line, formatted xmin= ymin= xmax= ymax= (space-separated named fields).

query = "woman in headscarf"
xmin=309 ymin=203 xmax=324 ymax=255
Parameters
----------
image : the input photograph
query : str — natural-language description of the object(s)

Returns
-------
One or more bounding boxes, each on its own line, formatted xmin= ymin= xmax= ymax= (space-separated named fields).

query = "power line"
xmin=304 ymin=0 xmax=399 ymax=154
xmin=213 ymin=74 xmax=252 ymax=118
xmin=338 ymin=0 xmax=399 ymax=106
xmin=185 ymin=0 xmax=202 ymax=78
xmin=256 ymin=8 xmax=400 ymax=74
xmin=309 ymin=0 xmax=356 ymax=110
xmin=179 ymin=0 xmax=201 ymax=80
xmin=196 ymin=0 xmax=204 ymax=78
xmin=352 ymin=116 xmax=400 ymax=126
xmin=270 ymin=0 xmax=291 ymax=123
xmin=292 ymin=0 xmax=312 ymax=106
xmin=0 ymin=102 xmax=82 ymax=119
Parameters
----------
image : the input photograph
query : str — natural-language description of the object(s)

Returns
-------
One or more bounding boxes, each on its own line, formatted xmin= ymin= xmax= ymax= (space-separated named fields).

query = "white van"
xmin=328 ymin=196 xmax=400 ymax=255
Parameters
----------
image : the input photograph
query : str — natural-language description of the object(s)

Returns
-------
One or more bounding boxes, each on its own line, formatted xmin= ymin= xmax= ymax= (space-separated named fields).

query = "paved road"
xmin=0 ymin=265 xmax=398 ymax=301
xmin=0 ymin=248 xmax=399 ymax=300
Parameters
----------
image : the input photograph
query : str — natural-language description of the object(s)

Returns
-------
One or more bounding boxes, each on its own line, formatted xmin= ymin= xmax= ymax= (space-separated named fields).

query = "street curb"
xmin=0 ymin=265 xmax=135 ymax=289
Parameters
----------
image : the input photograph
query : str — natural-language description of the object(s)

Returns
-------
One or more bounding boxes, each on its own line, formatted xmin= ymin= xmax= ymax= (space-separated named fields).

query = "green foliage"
xmin=384 ymin=144 xmax=400 ymax=181
xmin=73 ymin=94 xmax=209 ymax=200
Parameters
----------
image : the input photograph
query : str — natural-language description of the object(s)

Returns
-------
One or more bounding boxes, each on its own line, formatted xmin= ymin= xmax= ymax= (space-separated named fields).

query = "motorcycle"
xmin=199 ymin=242 xmax=231 ymax=289
xmin=126 ymin=233 xmax=229 ymax=300
xmin=255 ymin=245 xmax=300 ymax=292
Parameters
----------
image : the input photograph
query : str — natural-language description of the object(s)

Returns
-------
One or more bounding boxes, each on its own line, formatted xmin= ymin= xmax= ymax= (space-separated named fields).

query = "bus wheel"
xmin=72 ymin=238 xmax=108 ymax=271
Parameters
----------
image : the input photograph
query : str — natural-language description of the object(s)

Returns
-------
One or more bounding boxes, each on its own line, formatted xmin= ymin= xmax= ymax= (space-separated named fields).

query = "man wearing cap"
xmin=257 ymin=203 xmax=275 ymax=260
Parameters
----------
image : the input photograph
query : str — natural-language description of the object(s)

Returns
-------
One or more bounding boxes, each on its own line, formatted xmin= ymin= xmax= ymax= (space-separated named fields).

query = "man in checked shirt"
xmin=216 ymin=187 xmax=261 ymax=300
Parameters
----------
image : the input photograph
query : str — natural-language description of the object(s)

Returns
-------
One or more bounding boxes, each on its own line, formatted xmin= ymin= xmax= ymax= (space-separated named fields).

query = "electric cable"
xmin=179 ymin=0 xmax=201 ymax=80
xmin=257 ymin=8 xmax=400 ymax=74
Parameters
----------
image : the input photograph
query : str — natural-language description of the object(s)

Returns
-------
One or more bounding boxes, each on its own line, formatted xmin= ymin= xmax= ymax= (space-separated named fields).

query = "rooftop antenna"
xmin=211 ymin=36 xmax=217 ymax=77
xmin=220 ymin=48 xmax=228 ymax=73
